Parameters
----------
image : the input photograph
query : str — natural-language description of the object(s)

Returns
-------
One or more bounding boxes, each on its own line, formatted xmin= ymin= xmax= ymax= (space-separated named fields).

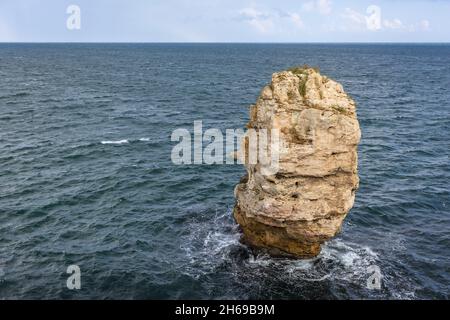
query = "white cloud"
xmin=342 ymin=8 xmax=366 ymax=27
xmin=238 ymin=4 xmax=430 ymax=38
xmin=238 ymin=7 xmax=303 ymax=33
xmin=419 ymin=19 xmax=431 ymax=31
xmin=302 ymin=0 xmax=332 ymax=15
xmin=248 ymin=18 xmax=274 ymax=33
xmin=383 ymin=18 xmax=424 ymax=32
xmin=238 ymin=7 xmax=275 ymax=33
xmin=383 ymin=18 xmax=404 ymax=30
xmin=288 ymin=13 xmax=304 ymax=29
xmin=341 ymin=5 xmax=431 ymax=34
xmin=317 ymin=0 xmax=332 ymax=15
xmin=238 ymin=7 xmax=266 ymax=20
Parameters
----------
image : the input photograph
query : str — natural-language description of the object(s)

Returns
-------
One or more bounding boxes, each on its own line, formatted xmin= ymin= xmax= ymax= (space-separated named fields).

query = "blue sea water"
xmin=0 ymin=43 xmax=449 ymax=299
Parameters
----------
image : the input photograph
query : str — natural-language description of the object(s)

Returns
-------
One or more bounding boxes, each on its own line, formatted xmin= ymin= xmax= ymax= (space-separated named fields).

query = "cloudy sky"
xmin=0 ymin=0 xmax=449 ymax=42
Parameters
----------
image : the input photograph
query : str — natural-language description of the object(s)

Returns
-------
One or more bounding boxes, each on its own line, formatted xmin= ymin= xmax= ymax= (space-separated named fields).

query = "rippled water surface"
xmin=0 ymin=44 xmax=449 ymax=299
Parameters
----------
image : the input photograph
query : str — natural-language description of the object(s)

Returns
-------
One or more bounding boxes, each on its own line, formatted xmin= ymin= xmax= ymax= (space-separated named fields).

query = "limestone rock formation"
xmin=234 ymin=66 xmax=361 ymax=258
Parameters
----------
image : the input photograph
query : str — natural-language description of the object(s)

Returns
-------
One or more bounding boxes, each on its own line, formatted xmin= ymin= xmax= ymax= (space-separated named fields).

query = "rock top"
xmin=234 ymin=66 xmax=361 ymax=258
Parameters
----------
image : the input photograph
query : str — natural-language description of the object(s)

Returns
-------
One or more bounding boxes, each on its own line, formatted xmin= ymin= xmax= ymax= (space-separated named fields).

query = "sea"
xmin=0 ymin=43 xmax=449 ymax=299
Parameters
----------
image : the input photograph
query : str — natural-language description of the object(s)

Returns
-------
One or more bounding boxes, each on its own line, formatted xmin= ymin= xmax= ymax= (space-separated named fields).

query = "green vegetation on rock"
xmin=287 ymin=65 xmax=319 ymax=97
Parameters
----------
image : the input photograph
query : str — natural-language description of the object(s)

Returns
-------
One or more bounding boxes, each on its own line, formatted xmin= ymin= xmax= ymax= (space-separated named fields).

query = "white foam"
xmin=101 ymin=139 xmax=129 ymax=145
xmin=139 ymin=138 xmax=150 ymax=142
xmin=179 ymin=209 xmax=243 ymax=277
xmin=297 ymin=274 xmax=331 ymax=282
xmin=179 ymin=210 xmax=421 ymax=299
xmin=340 ymin=251 xmax=360 ymax=267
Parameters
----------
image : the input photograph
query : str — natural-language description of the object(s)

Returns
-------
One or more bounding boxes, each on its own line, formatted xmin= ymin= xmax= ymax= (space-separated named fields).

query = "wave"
xmin=178 ymin=208 xmax=417 ymax=299
xmin=0 ymin=92 xmax=30 ymax=99
xmin=100 ymin=138 xmax=152 ymax=145
xmin=101 ymin=140 xmax=129 ymax=145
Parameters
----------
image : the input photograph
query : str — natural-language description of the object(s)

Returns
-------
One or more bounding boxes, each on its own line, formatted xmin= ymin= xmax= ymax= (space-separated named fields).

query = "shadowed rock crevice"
xmin=234 ymin=66 xmax=361 ymax=258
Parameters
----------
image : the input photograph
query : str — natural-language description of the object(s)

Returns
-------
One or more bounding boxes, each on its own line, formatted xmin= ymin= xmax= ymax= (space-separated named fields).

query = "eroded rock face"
xmin=234 ymin=66 xmax=361 ymax=258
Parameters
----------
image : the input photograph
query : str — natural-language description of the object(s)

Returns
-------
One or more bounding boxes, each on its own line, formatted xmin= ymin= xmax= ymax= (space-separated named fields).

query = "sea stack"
xmin=233 ymin=66 xmax=361 ymax=258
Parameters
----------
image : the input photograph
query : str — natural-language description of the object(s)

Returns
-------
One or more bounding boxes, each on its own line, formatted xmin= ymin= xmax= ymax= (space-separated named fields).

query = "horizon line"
xmin=1 ymin=41 xmax=450 ymax=45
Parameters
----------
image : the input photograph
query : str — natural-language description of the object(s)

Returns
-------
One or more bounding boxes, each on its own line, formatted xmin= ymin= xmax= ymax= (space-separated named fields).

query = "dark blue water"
xmin=0 ymin=44 xmax=449 ymax=299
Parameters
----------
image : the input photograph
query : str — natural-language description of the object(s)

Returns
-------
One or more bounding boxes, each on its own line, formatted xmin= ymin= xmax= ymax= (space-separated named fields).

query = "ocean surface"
xmin=0 ymin=43 xmax=449 ymax=299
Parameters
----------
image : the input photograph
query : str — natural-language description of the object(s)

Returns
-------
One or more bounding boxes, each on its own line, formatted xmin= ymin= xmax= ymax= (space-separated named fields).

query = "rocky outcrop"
xmin=234 ymin=66 xmax=361 ymax=258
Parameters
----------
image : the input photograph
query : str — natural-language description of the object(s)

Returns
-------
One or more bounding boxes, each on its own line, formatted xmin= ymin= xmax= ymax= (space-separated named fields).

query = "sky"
xmin=0 ymin=0 xmax=449 ymax=42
